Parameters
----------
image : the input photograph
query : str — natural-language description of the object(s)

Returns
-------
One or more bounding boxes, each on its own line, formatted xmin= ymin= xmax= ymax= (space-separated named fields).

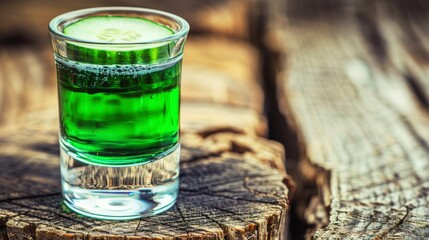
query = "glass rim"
xmin=49 ymin=6 xmax=190 ymax=45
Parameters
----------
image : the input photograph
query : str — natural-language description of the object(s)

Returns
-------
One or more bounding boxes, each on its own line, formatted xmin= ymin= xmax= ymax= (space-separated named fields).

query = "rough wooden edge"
xmin=270 ymin=12 xmax=429 ymax=239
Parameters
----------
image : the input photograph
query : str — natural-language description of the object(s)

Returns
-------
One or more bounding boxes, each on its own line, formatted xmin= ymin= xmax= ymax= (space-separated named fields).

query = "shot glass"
xmin=49 ymin=7 xmax=189 ymax=220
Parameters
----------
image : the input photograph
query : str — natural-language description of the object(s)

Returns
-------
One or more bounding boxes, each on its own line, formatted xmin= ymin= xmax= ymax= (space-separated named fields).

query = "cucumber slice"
xmin=63 ymin=16 xmax=174 ymax=64
xmin=64 ymin=16 xmax=173 ymax=44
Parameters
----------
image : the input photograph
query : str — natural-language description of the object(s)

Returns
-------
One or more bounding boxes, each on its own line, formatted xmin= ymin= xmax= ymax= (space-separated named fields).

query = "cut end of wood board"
xmin=0 ymin=109 xmax=290 ymax=239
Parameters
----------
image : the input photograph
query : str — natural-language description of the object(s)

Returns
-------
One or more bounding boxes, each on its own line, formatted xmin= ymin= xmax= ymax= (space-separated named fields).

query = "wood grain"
xmin=274 ymin=11 xmax=429 ymax=239
xmin=0 ymin=109 xmax=289 ymax=239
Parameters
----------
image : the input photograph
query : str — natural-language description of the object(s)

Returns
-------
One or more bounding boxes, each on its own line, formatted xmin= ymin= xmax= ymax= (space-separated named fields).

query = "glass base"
xmin=60 ymin=144 xmax=180 ymax=220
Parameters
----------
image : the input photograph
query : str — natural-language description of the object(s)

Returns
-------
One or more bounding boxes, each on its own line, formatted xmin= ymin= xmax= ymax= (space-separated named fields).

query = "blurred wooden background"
xmin=1 ymin=0 xmax=429 ymax=239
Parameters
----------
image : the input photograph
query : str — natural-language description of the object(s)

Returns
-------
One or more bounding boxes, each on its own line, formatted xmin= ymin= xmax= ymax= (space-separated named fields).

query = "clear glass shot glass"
xmin=49 ymin=7 xmax=189 ymax=220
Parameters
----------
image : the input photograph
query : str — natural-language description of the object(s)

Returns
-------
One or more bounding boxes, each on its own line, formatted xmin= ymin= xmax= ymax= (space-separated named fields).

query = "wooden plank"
xmin=274 ymin=12 xmax=429 ymax=239
xmin=0 ymin=108 xmax=289 ymax=239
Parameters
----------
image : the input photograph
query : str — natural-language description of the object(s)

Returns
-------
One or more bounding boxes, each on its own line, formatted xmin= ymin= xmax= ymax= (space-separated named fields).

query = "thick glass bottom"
xmin=60 ymin=144 xmax=180 ymax=220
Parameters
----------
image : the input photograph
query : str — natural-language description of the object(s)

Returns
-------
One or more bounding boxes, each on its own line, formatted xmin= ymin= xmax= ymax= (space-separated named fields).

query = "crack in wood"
xmin=200 ymin=212 xmax=227 ymax=237
xmin=128 ymin=219 xmax=187 ymax=236
xmin=134 ymin=218 xmax=142 ymax=236
xmin=4 ymin=201 xmax=94 ymax=230
xmin=210 ymin=205 xmax=260 ymax=227
xmin=376 ymin=206 xmax=411 ymax=239
xmin=208 ymin=205 xmax=264 ymax=239
xmin=176 ymin=205 xmax=191 ymax=238
xmin=56 ymin=213 xmax=94 ymax=229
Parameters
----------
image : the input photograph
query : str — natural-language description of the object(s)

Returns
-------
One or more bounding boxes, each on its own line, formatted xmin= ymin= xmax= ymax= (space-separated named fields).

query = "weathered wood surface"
xmin=272 ymin=2 xmax=429 ymax=239
xmin=0 ymin=108 xmax=290 ymax=239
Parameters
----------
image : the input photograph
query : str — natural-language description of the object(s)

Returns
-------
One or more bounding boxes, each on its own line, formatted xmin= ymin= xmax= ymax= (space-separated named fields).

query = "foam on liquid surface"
xmin=55 ymin=54 xmax=181 ymax=77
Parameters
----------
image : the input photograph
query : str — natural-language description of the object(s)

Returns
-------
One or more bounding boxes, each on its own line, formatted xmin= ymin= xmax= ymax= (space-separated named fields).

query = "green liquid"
xmin=57 ymin=56 xmax=181 ymax=165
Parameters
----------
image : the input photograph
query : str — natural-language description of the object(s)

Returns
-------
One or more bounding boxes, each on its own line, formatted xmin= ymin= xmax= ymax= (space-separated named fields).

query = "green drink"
xmin=57 ymin=52 xmax=181 ymax=166
xmin=50 ymin=7 xmax=189 ymax=220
